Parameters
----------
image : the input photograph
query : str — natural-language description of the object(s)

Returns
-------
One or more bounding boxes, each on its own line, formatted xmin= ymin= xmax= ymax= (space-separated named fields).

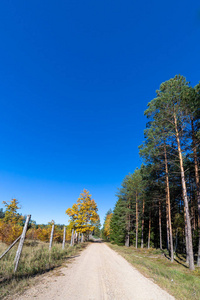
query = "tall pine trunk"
xmin=125 ymin=234 xmax=130 ymax=247
xmin=191 ymin=116 xmax=200 ymax=267
xmin=174 ymin=113 xmax=195 ymax=270
xmin=184 ymin=206 xmax=189 ymax=264
xmin=166 ymin=199 xmax=169 ymax=251
xmin=148 ymin=209 xmax=151 ymax=249
xmin=141 ymin=198 xmax=145 ymax=248
xmin=159 ymin=199 xmax=162 ymax=250
xmin=125 ymin=201 xmax=131 ymax=247
xmin=164 ymin=145 xmax=174 ymax=262
xmin=136 ymin=191 xmax=138 ymax=248
xmin=174 ymin=228 xmax=178 ymax=253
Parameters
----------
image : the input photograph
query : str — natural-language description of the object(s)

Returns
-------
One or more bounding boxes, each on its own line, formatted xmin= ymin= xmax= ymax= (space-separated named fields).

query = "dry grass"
xmin=108 ymin=243 xmax=200 ymax=300
xmin=0 ymin=240 xmax=87 ymax=299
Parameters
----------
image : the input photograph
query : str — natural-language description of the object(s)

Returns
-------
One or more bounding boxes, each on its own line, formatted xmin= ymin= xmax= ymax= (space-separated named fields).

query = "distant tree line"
xmin=0 ymin=189 xmax=100 ymax=246
xmin=105 ymin=75 xmax=200 ymax=271
xmin=0 ymin=199 xmax=71 ymax=244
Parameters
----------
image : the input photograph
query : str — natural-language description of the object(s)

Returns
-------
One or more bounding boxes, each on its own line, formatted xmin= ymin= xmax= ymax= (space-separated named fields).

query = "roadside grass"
xmin=108 ymin=243 xmax=200 ymax=300
xmin=0 ymin=240 xmax=87 ymax=299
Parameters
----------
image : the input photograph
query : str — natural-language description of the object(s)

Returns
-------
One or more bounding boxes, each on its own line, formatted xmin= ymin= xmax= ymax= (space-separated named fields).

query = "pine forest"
xmin=104 ymin=75 xmax=200 ymax=271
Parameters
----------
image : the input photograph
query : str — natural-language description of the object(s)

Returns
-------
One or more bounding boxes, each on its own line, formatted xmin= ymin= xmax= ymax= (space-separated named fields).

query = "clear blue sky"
xmin=0 ymin=1 xmax=200 ymax=225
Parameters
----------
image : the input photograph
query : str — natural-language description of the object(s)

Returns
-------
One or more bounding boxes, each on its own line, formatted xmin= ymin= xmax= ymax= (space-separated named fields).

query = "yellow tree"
xmin=66 ymin=189 xmax=99 ymax=236
xmin=3 ymin=199 xmax=23 ymax=224
xmin=104 ymin=213 xmax=112 ymax=240
xmin=0 ymin=199 xmax=23 ymax=244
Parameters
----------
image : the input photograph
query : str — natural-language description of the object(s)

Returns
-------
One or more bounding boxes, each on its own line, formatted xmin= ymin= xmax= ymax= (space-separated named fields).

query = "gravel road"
xmin=16 ymin=242 xmax=175 ymax=300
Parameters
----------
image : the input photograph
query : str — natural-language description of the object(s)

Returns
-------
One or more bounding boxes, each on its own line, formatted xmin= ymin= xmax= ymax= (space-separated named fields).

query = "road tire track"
xmin=15 ymin=242 xmax=175 ymax=300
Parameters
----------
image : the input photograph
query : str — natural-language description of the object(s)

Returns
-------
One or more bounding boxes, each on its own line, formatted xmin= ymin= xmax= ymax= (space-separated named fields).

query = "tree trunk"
xmin=166 ymin=199 xmax=169 ymax=251
xmin=148 ymin=210 xmax=151 ymax=249
xmin=159 ymin=200 xmax=162 ymax=250
xmin=141 ymin=198 xmax=145 ymax=248
xmin=174 ymin=113 xmax=195 ymax=270
xmin=125 ymin=234 xmax=130 ymax=247
xmin=174 ymin=228 xmax=178 ymax=253
xmin=125 ymin=202 xmax=131 ymax=247
xmin=191 ymin=116 xmax=200 ymax=267
xmin=136 ymin=191 xmax=138 ymax=249
xmin=164 ymin=145 xmax=174 ymax=262
xmin=184 ymin=206 xmax=189 ymax=263
xmin=189 ymin=172 xmax=196 ymax=233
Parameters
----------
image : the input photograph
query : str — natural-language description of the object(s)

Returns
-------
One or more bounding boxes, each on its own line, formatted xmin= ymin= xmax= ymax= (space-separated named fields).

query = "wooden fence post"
xmin=0 ymin=235 xmax=21 ymax=260
xmin=49 ymin=224 xmax=55 ymax=250
xmin=78 ymin=232 xmax=80 ymax=243
xmin=62 ymin=226 xmax=66 ymax=249
xmin=14 ymin=215 xmax=31 ymax=273
xmin=75 ymin=230 xmax=77 ymax=244
xmin=70 ymin=229 xmax=74 ymax=246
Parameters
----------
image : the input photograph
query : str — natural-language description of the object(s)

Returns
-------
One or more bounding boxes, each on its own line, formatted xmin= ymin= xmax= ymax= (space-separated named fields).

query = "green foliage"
xmin=111 ymin=75 xmax=200 ymax=266
xmin=0 ymin=208 xmax=5 ymax=219
xmin=110 ymin=168 xmax=144 ymax=246
xmin=110 ymin=199 xmax=126 ymax=245
xmin=2 ymin=199 xmax=23 ymax=225
xmin=93 ymin=219 xmax=101 ymax=237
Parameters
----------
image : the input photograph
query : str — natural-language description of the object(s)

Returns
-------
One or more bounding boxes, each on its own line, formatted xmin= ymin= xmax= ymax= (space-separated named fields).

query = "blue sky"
xmin=0 ymin=1 xmax=200 ymax=225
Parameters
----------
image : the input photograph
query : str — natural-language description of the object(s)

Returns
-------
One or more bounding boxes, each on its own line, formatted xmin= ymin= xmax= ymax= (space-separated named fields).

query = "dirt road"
xmin=16 ymin=243 xmax=175 ymax=300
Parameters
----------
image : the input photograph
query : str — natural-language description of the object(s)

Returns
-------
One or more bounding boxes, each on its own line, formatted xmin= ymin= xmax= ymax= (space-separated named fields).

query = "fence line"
xmin=0 ymin=218 xmax=87 ymax=274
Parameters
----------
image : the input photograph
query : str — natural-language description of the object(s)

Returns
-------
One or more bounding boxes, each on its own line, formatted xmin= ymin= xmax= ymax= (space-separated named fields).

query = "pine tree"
xmin=110 ymin=199 xmax=127 ymax=245
xmin=145 ymin=75 xmax=194 ymax=269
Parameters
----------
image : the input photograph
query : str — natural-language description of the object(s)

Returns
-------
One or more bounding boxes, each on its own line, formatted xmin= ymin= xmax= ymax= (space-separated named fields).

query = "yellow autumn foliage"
xmin=0 ymin=199 xmax=72 ymax=245
xmin=36 ymin=226 xmax=51 ymax=242
xmin=0 ymin=221 xmax=23 ymax=244
xmin=104 ymin=213 xmax=112 ymax=239
xmin=35 ymin=221 xmax=72 ymax=243
xmin=0 ymin=199 xmax=23 ymax=244
xmin=66 ymin=189 xmax=99 ymax=234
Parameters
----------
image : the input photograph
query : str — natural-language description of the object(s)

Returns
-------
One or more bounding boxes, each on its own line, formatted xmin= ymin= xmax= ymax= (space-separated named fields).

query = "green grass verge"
xmin=0 ymin=240 xmax=87 ymax=299
xmin=108 ymin=243 xmax=200 ymax=300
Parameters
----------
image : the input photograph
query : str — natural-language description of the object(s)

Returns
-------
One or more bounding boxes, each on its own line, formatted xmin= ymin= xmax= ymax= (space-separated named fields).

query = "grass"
xmin=0 ymin=239 xmax=87 ymax=299
xmin=108 ymin=243 xmax=200 ymax=300
xmin=91 ymin=235 xmax=100 ymax=239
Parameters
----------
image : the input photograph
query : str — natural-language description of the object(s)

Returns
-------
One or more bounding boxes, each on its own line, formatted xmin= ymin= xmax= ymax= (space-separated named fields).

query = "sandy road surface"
xmin=16 ymin=242 xmax=175 ymax=300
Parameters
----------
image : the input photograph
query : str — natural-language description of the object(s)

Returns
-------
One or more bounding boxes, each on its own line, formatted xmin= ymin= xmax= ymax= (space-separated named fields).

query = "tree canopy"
xmin=66 ymin=189 xmax=99 ymax=234
xmin=108 ymin=75 xmax=200 ymax=270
